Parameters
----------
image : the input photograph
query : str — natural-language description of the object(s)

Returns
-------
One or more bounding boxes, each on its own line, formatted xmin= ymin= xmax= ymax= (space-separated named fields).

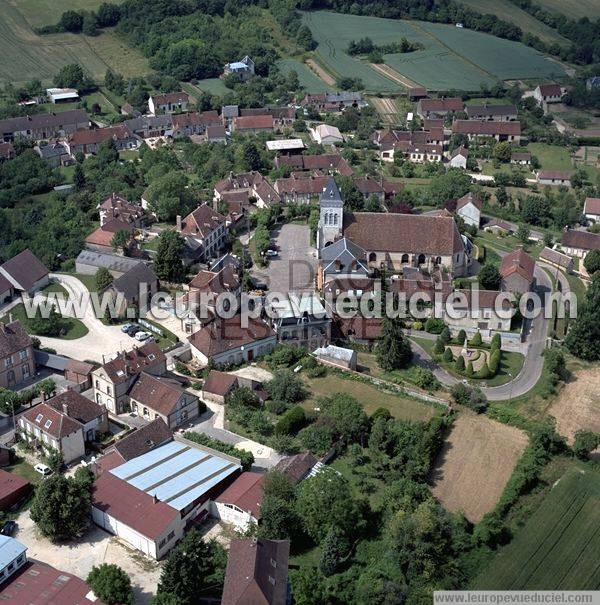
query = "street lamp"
xmin=508 ymin=371 xmax=514 ymax=404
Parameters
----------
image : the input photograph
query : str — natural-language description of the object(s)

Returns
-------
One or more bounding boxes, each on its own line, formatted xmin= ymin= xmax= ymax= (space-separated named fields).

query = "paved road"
xmin=253 ymin=223 xmax=317 ymax=294
xmin=36 ymin=273 xmax=131 ymax=363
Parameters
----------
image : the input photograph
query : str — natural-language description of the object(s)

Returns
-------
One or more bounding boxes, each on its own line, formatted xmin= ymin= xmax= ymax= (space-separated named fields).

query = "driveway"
xmin=14 ymin=510 xmax=161 ymax=605
xmin=34 ymin=274 xmax=133 ymax=363
xmin=253 ymin=223 xmax=316 ymax=294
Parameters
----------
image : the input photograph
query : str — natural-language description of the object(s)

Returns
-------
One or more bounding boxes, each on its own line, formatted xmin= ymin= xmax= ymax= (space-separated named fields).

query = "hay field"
xmin=474 ymin=467 xmax=600 ymax=589
xmin=277 ymin=59 xmax=331 ymax=93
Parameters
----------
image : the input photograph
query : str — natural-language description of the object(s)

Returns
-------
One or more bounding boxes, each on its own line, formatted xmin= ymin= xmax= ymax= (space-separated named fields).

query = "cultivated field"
xmin=277 ymin=58 xmax=332 ymax=92
xmin=9 ymin=0 xmax=123 ymax=28
xmin=430 ymin=413 xmax=528 ymax=522
xmin=534 ymin=0 xmax=600 ymax=20
xmin=0 ymin=1 xmax=148 ymax=85
xmin=549 ymin=368 xmax=600 ymax=445
xmin=474 ymin=467 xmax=600 ymax=589
xmin=303 ymin=11 xmax=566 ymax=92
xmin=182 ymin=78 xmax=232 ymax=98
xmin=458 ymin=0 xmax=568 ymax=45
xmin=369 ymin=97 xmax=402 ymax=125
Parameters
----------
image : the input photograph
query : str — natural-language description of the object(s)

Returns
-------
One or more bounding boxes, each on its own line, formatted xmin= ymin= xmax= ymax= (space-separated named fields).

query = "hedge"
xmin=183 ymin=431 xmax=254 ymax=471
xmin=275 ymin=406 xmax=307 ymax=436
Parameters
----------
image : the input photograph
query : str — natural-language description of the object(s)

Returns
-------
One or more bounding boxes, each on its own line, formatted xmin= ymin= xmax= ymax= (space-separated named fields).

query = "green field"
xmin=534 ymin=0 xmax=600 ymax=20
xmin=0 ymin=1 xmax=148 ymax=85
xmin=458 ymin=0 xmax=568 ymax=45
xmin=277 ymin=58 xmax=330 ymax=93
xmin=190 ymin=78 xmax=232 ymax=97
xmin=303 ymin=11 xmax=566 ymax=92
xmin=10 ymin=0 xmax=124 ymax=28
xmin=474 ymin=467 xmax=600 ymax=589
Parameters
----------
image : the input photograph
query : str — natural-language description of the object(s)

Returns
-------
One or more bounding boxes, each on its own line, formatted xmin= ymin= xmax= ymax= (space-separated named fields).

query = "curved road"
xmin=409 ymin=262 xmax=553 ymax=402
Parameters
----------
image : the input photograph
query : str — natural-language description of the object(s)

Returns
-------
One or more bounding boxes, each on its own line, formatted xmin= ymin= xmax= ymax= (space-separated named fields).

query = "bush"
xmin=475 ymin=362 xmax=491 ymax=379
xmin=298 ymin=422 xmax=335 ymax=455
xmin=413 ymin=367 xmax=440 ymax=391
xmin=457 ymin=329 xmax=467 ymax=345
xmin=450 ymin=383 xmax=487 ymax=412
xmin=265 ymin=399 xmax=290 ymax=415
xmin=183 ymin=431 xmax=254 ymax=470
xmin=267 ymin=345 xmax=304 ymax=369
xmin=442 ymin=347 xmax=453 ymax=362
xmin=489 ymin=349 xmax=502 ymax=375
xmin=266 ymin=370 xmax=308 ymax=403
xmin=455 ymin=355 xmax=465 ymax=373
xmin=275 ymin=406 xmax=307 ymax=436
xmin=465 ymin=361 xmax=474 ymax=378
xmin=433 ymin=338 xmax=445 ymax=356
xmin=412 ymin=321 xmax=423 ymax=330
xmin=470 ymin=332 xmax=483 ymax=347
xmin=490 ymin=333 xmax=502 ymax=351
xmin=425 ymin=318 xmax=445 ymax=334
xmin=572 ymin=430 xmax=600 ymax=460
xmin=269 ymin=434 xmax=300 ymax=455
xmin=440 ymin=327 xmax=451 ymax=345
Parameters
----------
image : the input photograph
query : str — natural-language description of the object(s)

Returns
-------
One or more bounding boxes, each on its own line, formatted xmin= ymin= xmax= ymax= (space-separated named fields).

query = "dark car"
xmin=126 ymin=324 xmax=141 ymax=336
xmin=1 ymin=520 xmax=16 ymax=536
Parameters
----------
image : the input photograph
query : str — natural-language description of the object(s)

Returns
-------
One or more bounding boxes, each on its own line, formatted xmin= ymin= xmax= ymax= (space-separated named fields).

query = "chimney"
xmin=153 ymin=494 xmax=158 ymax=503
xmin=9 ymin=312 xmax=13 ymax=323
xmin=62 ymin=403 xmax=69 ymax=415
xmin=176 ymin=215 xmax=182 ymax=231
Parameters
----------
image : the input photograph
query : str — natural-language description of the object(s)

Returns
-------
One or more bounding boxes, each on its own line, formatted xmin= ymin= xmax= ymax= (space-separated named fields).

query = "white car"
xmin=134 ymin=331 xmax=151 ymax=341
xmin=34 ymin=463 xmax=52 ymax=477
xmin=266 ymin=249 xmax=278 ymax=258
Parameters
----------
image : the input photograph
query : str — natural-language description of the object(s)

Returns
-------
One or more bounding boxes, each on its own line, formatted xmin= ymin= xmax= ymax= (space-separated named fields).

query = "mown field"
xmin=458 ymin=0 xmax=568 ymax=45
xmin=0 ymin=1 xmax=148 ymax=85
xmin=474 ymin=467 xmax=600 ymax=589
xmin=534 ymin=0 xmax=600 ymax=20
xmin=182 ymin=79 xmax=232 ymax=98
xmin=9 ymin=0 xmax=123 ymax=28
xmin=303 ymin=11 xmax=566 ymax=92
xmin=277 ymin=58 xmax=331 ymax=93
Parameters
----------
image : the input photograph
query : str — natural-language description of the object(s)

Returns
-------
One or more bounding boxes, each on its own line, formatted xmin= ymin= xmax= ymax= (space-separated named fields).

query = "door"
xmin=247 ymin=349 xmax=254 ymax=362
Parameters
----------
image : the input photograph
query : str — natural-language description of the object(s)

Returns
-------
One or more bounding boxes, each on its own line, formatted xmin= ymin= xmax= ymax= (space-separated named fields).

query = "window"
xmin=4 ymin=357 xmax=12 ymax=368
xmin=269 ymin=576 xmax=276 ymax=586
xmin=44 ymin=420 xmax=52 ymax=430
xmin=35 ymin=414 xmax=43 ymax=423
xmin=19 ymin=350 xmax=28 ymax=361
xmin=271 ymin=558 xmax=277 ymax=568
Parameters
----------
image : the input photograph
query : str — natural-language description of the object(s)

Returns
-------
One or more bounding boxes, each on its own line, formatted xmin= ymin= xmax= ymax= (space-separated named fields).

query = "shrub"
xmin=465 ymin=361 xmax=474 ymax=378
xmin=455 ymin=355 xmax=465 ymax=373
xmin=490 ymin=333 xmax=502 ymax=351
xmin=298 ymin=422 xmax=335 ymax=455
xmin=572 ymin=430 xmax=600 ymax=460
xmin=267 ymin=345 xmax=304 ymax=369
xmin=457 ymin=329 xmax=467 ymax=345
xmin=450 ymin=383 xmax=487 ymax=412
xmin=413 ymin=367 xmax=440 ymax=391
xmin=470 ymin=332 xmax=483 ymax=347
xmin=489 ymin=349 xmax=502 ymax=375
xmin=183 ymin=431 xmax=254 ymax=470
xmin=266 ymin=370 xmax=308 ymax=403
xmin=412 ymin=321 xmax=423 ymax=330
xmin=442 ymin=347 xmax=453 ymax=362
xmin=269 ymin=434 xmax=300 ymax=455
xmin=275 ymin=406 xmax=307 ymax=436
xmin=265 ymin=399 xmax=290 ymax=415
xmin=370 ymin=407 xmax=391 ymax=423
xmin=440 ymin=327 xmax=451 ymax=345
xmin=433 ymin=338 xmax=445 ymax=356
xmin=475 ymin=362 xmax=491 ymax=379
xmin=425 ymin=318 xmax=445 ymax=334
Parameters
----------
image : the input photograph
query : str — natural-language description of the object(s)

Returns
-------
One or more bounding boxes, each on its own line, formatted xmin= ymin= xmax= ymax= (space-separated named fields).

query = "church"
xmin=317 ymin=178 xmax=469 ymax=277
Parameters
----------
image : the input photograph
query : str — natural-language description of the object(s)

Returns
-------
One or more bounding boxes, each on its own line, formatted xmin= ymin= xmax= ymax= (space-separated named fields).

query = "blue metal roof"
xmin=110 ymin=441 xmax=240 ymax=511
xmin=228 ymin=62 xmax=248 ymax=70
xmin=0 ymin=536 xmax=27 ymax=568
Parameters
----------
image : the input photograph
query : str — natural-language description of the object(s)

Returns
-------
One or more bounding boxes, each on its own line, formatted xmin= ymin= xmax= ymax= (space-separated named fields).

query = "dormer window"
xmin=44 ymin=420 xmax=52 ymax=430
xmin=35 ymin=414 xmax=43 ymax=423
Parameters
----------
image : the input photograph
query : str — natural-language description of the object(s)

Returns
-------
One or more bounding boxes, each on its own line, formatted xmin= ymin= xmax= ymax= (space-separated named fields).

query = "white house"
xmin=583 ymin=197 xmax=600 ymax=223
xmin=0 ymin=249 xmax=49 ymax=296
xmin=455 ymin=192 xmax=482 ymax=228
xmin=561 ymin=229 xmax=600 ymax=259
xmin=533 ymin=83 xmax=564 ymax=106
xmin=212 ymin=472 xmax=264 ymax=532
xmin=537 ymin=170 xmax=573 ymax=187
xmin=148 ymin=92 xmax=189 ymax=116
xmin=223 ymin=56 xmax=255 ymax=82
xmin=449 ymin=146 xmax=468 ymax=169
xmin=310 ymin=124 xmax=343 ymax=145
xmin=0 ymin=536 xmax=27 ymax=585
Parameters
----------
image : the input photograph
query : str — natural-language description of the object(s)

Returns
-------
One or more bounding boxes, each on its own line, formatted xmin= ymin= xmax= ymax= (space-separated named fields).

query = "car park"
xmin=134 ymin=331 xmax=151 ymax=341
xmin=126 ymin=324 xmax=142 ymax=336
xmin=121 ymin=323 xmax=135 ymax=333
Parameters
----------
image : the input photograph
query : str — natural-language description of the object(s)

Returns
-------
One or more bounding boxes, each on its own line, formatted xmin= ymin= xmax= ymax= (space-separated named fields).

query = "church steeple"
xmin=317 ymin=177 xmax=344 ymax=253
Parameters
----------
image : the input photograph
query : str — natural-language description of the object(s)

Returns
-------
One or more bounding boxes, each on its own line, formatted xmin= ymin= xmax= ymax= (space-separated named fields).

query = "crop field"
xmin=474 ymin=467 xmax=600 ymax=589
xmin=534 ymin=0 xmax=600 ymax=20
xmin=0 ymin=1 xmax=148 ymax=85
xmin=8 ymin=0 xmax=123 ymax=28
xmin=303 ymin=11 xmax=566 ymax=92
xmin=458 ymin=0 xmax=568 ymax=45
xmin=430 ymin=413 xmax=528 ymax=522
xmin=185 ymin=78 xmax=232 ymax=97
xmin=277 ymin=59 xmax=331 ymax=93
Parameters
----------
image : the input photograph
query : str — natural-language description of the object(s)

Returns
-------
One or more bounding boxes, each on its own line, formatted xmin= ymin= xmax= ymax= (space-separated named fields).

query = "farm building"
xmin=75 ymin=250 xmax=142 ymax=277
xmin=536 ymin=170 xmax=573 ymax=187
xmin=408 ymin=87 xmax=428 ymax=101
xmin=310 ymin=124 xmax=343 ymax=145
xmin=274 ymin=453 xmax=323 ymax=485
xmin=538 ymin=247 xmax=573 ymax=273
xmin=66 ymin=124 xmax=138 ymax=156
xmin=465 ymin=104 xmax=518 ymax=121
xmin=46 ymin=87 xmax=79 ymax=104
xmin=583 ymin=197 xmax=600 ymax=223
xmin=416 ymin=97 xmax=463 ymax=118
xmin=511 ymin=151 xmax=531 ymax=165
xmin=0 ymin=536 xmax=27 ymax=584
xmin=0 ymin=109 xmax=90 ymax=142
xmin=455 ymin=192 xmax=482 ymax=228
xmin=223 ymin=56 xmax=255 ymax=81
xmin=561 ymin=229 xmax=600 ymax=259
xmin=35 ymin=141 xmax=72 ymax=167
xmin=266 ymin=138 xmax=305 ymax=154
xmin=0 ymin=470 xmax=31 ymax=511
xmin=0 ymin=249 xmax=49 ymax=296
xmin=124 ymin=114 xmax=173 ymax=139
xmin=202 ymin=370 xmax=239 ymax=404
xmin=276 ymin=153 xmax=353 ymax=176
xmin=452 ymin=120 xmax=521 ymax=143
xmin=484 ymin=218 xmax=515 ymax=235
xmin=301 ymin=92 xmax=365 ymax=112
xmin=92 ymin=438 xmax=242 ymax=559
xmin=232 ymin=115 xmax=274 ymax=135
xmin=533 ymin=83 xmax=564 ymax=106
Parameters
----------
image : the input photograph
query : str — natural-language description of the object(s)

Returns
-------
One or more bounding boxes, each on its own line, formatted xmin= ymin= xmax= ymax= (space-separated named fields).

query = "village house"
xmin=0 ymin=537 xmax=27 ymax=585
xmin=171 ymin=111 xmax=221 ymax=137
xmin=223 ymin=56 xmax=255 ymax=81
xmin=276 ymin=153 xmax=353 ymax=176
xmin=407 ymin=143 xmax=444 ymax=164
xmin=232 ymin=115 xmax=275 ymax=135
xmin=222 ymin=538 xmax=290 ymax=605
xmin=34 ymin=141 xmax=72 ymax=167
xmin=533 ymin=83 xmax=564 ymax=106
xmin=98 ymin=193 xmax=147 ymax=228
xmin=124 ymin=114 xmax=173 ymax=139
xmin=500 ymin=248 xmax=536 ymax=294
xmin=317 ymin=236 xmax=369 ymax=289
xmin=452 ymin=120 xmax=522 ymax=143
xmin=75 ymin=250 xmax=143 ymax=278
xmin=177 ymin=205 xmax=228 ymax=262
xmin=455 ymin=192 xmax=482 ymax=228
xmin=511 ymin=151 xmax=531 ymax=165
xmin=372 ymin=127 xmax=444 ymax=163
xmin=188 ymin=315 xmax=277 ymax=366
xmin=266 ymin=138 xmax=305 ymax=156
xmin=85 ymin=218 xmax=135 ymax=254
xmin=66 ymin=124 xmax=138 ymax=156
xmin=416 ymin=97 xmax=463 ymax=119
xmin=106 ymin=262 xmax=159 ymax=315
xmin=310 ymin=124 xmax=344 ymax=145
xmin=561 ymin=229 xmax=600 ymax=258
xmin=484 ymin=217 xmax=515 ymax=235
xmin=212 ymin=472 xmax=264 ymax=532
xmin=206 ymin=125 xmax=228 ymax=144
xmin=148 ymin=92 xmax=189 ymax=115
xmin=0 ymin=320 xmax=35 ymax=389
xmin=448 ymin=146 xmax=468 ymax=169
xmin=408 ymin=86 xmax=428 ymax=101
xmin=583 ymin=197 xmax=600 ymax=223
xmin=0 ymin=469 xmax=31 ymax=510
xmin=92 ymin=435 xmax=242 ymax=559
xmin=0 ymin=109 xmax=90 ymax=142
xmin=129 ymin=372 xmax=200 ymax=429
xmin=201 ymin=370 xmax=239 ymax=404
xmin=274 ymin=452 xmax=322 ymax=485
xmin=465 ymin=104 xmax=518 ymax=121
xmin=354 ymin=175 xmax=398 ymax=202
xmin=92 ymin=341 xmax=167 ymax=414
xmin=0 ymin=249 xmax=49 ymax=297
xmin=0 ymin=141 xmax=16 ymax=161
xmin=537 ymin=170 xmax=573 ymax=187
xmin=539 ymin=247 xmax=574 ymax=273
xmin=46 ymin=389 xmax=109 ymax=442
xmin=214 ymin=171 xmax=281 ymax=209
xmin=300 ymin=91 xmax=364 ymax=112
xmin=274 ymin=174 xmax=330 ymax=204
xmin=240 ymin=106 xmax=295 ymax=128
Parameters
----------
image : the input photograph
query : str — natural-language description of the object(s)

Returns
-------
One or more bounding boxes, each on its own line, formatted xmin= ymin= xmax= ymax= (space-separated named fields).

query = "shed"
xmin=312 ymin=344 xmax=357 ymax=370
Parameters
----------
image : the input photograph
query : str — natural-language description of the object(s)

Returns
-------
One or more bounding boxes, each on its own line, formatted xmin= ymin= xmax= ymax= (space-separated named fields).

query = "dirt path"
xmin=369 ymin=96 xmax=400 ymax=123
xmin=369 ymin=62 xmax=417 ymax=88
xmin=306 ymin=58 xmax=336 ymax=87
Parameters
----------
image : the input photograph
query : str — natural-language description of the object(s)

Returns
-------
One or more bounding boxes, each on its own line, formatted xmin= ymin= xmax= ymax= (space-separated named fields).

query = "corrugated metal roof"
xmin=34 ymin=350 xmax=69 ymax=371
xmin=110 ymin=441 xmax=240 ymax=511
xmin=0 ymin=535 xmax=27 ymax=568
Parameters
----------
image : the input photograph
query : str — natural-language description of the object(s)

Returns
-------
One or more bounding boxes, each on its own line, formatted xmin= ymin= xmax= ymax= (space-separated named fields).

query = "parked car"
xmin=266 ymin=249 xmax=278 ymax=257
xmin=134 ymin=331 xmax=151 ymax=341
xmin=126 ymin=324 xmax=141 ymax=336
xmin=121 ymin=323 xmax=135 ymax=333
xmin=1 ymin=520 xmax=16 ymax=536
xmin=34 ymin=463 xmax=52 ymax=477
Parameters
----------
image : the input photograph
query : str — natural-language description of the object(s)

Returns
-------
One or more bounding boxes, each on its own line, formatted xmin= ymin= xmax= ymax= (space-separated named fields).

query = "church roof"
xmin=320 ymin=177 xmax=343 ymax=208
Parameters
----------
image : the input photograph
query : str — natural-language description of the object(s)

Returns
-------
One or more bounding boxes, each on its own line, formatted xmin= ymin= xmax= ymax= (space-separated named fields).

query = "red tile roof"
xmin=419 ymin=97 xmax=463 ymax=112
xmin=203 ymin=370 xmax=239 ymax=397
xmin=216 ymin=472 xmax=265 ymax=519
xmin=538 ymin=83 xmax=562 ymax=97
xmin=537 ymin=170 xmax=573 ymax=181
xmin=69 ymin=124 xmax=134 ymax=146
xmin=562 ymin=229 xmax=600 ymax=251
xmin=180 ymin=205 xmax=226 ymax=238
xmin=584 ymin=197 xmax=600 ymax=215
xmin=99 ymin=341 xmax=166 ymax=384
xmin=452 ymin=120 xmax=521 ymax=136
xmin=151 ymin=91 xmax=189 ymax=105
xmin=500 ymin=248 xmax=535 ymax=283
xmin=22 ymin=403 xmax=83 ymax=440
xmin=0 ymin=320 xmax=32 ymax=358
xmin=92 ymin=470 xmax=178 ymax=540
xmin=46 ymin=390 xmax=105 ymax=425
xmin=0 ymin=468 xmax=30 ymax=503
xmin=129 ymin=373 xmax=187 ymax=417
xmin=233 ymin=115 xmax=274 ymax=130
xmin=456 ymin=192 xmax=482 ymax=211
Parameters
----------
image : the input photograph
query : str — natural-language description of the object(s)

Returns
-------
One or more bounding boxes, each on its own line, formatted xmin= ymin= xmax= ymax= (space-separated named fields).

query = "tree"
xmin=376 ymin=316 xmax=412 ymax=371
xmin=443 ymin=347 xmax=453 ymax=362
xmin=466 ymin=361 xmax=474 ymax=378
xmin=479 ymin=263 xmax=501 ymax=290
xmin=275 ymin=406 xmax=306 ymax=436
xmin=450 ymin=382 xmax=487 ymax=412
xmin=470 ymin=332 xmax=483 ymax=346
xmin=258 ymin=495 xmax=299 ymax=540
xmin=96 ymin=2 xmax=121 ymax=27
xmin=60 ymin=10 xmax=83 ymax=32
xmin=566 ymin=273 xmax=600 ymax=360
xmin=440 ymin=327 xmax=451 ymax=345
xmin=427 ymin=170 xmax=471 ymax=205
xmin=111 ymin=229 xmax=129 ymax=252
xmin=146 ymin=172 xmax=192 ymax=222
xmin=319 ymin=526 xmax=350 ymax=576
xmin=584 ymin=249 xmax=600 ymax=274
xmin=53 ymin=63 xmax=87 ymax=89
xmin=517 ymin=224 xmax=531 ymax=244
xmin=30 ymin=475 xmax=91 ymax=541
xmin=266 ymin=370 xmax=307 ymax=403
xmin=73 ymin=163 xmax=86 ymax=190
xmin=82 ymin=13 xmax=99 ymax=36
xmin=87 ymin=564 xmax=134 ymax=605
xmin=433 ymin=338 xmax=445 ymax=356
xmin=455 ymin=355 xmax=465 ymax=373
xmin=95 ymin=267 xmax=113 ymax=291
xmin=572 ymin=430 xmax=600 ymax=459
xmin=154 ymin=230 xmax=185 ymax=283
xmin=157 ymin=530 xmax=226 ymax=605
xmin=493 ymin=141 xmax=512 ymax=163
xmin=457 ymin=329 xmax=467 ymax=345
xmin=320 ymin=393 xmax=368 ymax=445
xmin=490 ymin=333 xmax=502 ymax=350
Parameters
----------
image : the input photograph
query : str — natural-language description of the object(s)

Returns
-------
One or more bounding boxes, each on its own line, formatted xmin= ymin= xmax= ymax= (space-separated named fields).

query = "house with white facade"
xmin=212 ymin=471 xmax=264 ymax=532
xmin=310 ymin=124 xmax=343 ymax=145
xmin=148 ymin=92 xmax=189 ymax=115
xmin=583 ymin=197 xmax=600 ymax=223
xmin=536 ymin=170 xmax=573 ymax=187
xmin=177 ymin=205 xmax=227 ymax=262
xmin=449 ymin=146 xmax=468 ymax=169
xmin=455 ymin=192 xmax=482 ymax=228
xmin=0 ymin=536 xmax=27 ymax=585
xmin=561 ymin=229 xmax=600 ymax=259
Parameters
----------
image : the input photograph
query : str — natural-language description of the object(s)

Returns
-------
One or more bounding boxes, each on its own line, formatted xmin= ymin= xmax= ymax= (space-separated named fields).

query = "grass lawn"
xmin=3 ymin=303 xmax=88 ymax=340
xmin=41 ymin=281 xmax=68 ymax=296
xmin=300 ymin=372 xmax=436 ymax=421
xmin=5 ymin=456 xmax=42 ymax=486
xmin=61 ymin=272 xmax=99 ymax=293
xmin=564 ymin=271 xmax=587 ymax=302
